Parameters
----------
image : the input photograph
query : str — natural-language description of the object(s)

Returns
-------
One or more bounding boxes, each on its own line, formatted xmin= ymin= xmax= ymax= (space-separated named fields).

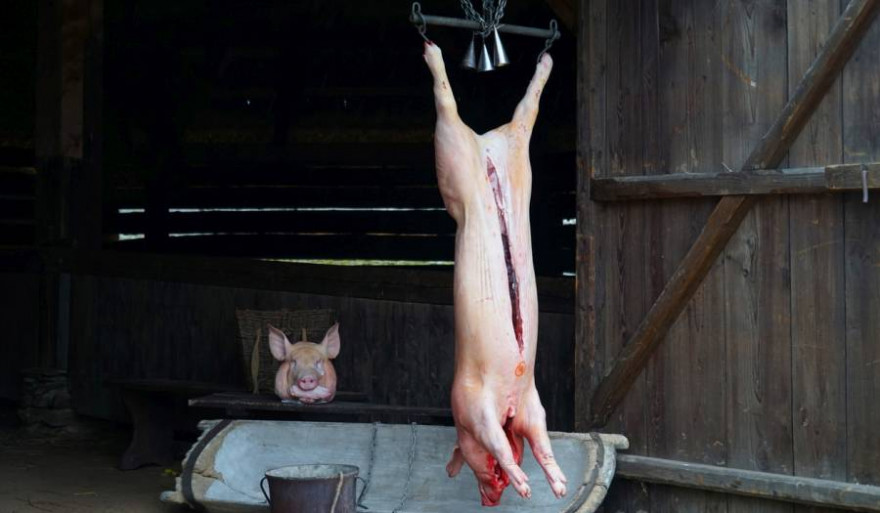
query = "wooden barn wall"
xmin=584 ymin=0 xmax=880 ymax=511
xmin=67 ymin=275 xmax=575 ymax=431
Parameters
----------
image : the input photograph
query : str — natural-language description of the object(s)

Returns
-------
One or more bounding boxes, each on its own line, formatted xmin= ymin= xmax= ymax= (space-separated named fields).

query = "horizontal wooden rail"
xmin=0 ymin=248 xmax=575 ymax=313
xmin=617 ymin=454 xmax=880 ymax=511
xmin=592 ymin=163 xmax=880 ymax=201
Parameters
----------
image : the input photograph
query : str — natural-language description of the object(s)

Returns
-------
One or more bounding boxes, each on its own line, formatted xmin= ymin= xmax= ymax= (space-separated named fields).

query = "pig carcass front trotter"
xmin=423 ymin=42 xmax=566 ymax=506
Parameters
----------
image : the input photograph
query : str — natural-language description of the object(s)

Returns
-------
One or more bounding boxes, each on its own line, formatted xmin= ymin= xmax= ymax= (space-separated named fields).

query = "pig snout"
xmin=297 ymin=374 xmax=318 ymax=391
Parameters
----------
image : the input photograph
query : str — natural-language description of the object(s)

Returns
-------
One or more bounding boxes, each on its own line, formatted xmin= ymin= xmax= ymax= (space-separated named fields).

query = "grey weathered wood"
xmin=590 ymin=0 xmax=653 ymax=510
xmin=788 ymin=6 xmax=848 ymax=513
xmin=650 ymin=2 xmax=729 ymax=512
xmin=616 ymin=454 xmax=880 ymax=511
xmin=591 ymin=164 xmax=880 ymax=201
xmin=592 ymin=169 xmax=827 ymax=201
xmin=842 ymin=0 xmax=880 ymax=489
xmin=721 ymin=4 xmax=792 ymax=513
xmin=825 ymin=162 xmax=880 ymax=189
xmin=589 ymin=0 xmax=880 ymax=429
xmin=573 ymin=0 xmax=597 ymax=434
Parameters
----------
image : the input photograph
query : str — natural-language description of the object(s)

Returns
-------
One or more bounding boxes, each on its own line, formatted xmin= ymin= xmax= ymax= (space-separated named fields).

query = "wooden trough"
xmin=161 ymin=420 xmax=629 ymax=513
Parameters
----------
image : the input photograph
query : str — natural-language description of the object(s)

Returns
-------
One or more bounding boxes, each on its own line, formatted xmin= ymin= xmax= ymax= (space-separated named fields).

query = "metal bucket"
xmin=260 ymin=464 xmax=361 ymax=513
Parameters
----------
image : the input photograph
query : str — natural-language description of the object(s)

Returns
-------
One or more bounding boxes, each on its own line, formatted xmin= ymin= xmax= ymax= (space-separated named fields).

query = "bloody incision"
xmin=486 ymin=157 xmax=524 ymax=354
xmin=481 ymin=419 xmax=524 ymax=506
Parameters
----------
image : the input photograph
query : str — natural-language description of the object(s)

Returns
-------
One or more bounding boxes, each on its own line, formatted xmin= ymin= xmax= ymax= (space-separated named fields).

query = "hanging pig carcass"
xmin=422 ymin=41 xmax=566 ymax=506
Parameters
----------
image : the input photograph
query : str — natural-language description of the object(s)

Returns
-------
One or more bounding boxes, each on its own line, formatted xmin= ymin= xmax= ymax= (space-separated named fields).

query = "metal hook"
xmin=411 ymin=2 xmax=430 ymax=42
xmin=537 ymin=19 xmax=560 ymax=62
xmin=862 ymin=163 xmax=869 ymax=204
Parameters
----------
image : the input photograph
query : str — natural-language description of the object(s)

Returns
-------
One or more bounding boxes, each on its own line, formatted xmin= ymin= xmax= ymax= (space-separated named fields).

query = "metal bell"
xmin=492 ymin=28 xmax=509 ymax=67
xmin=461 ymin=35 xmax=477 ymax=69
xmin=477 ymin=39 xmax=494 ymax=72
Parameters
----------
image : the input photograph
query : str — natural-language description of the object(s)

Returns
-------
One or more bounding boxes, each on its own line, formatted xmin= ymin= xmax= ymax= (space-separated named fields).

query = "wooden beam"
xmin=826 ymin=162 xmax=880 ymax=190
xmin=591 ymin=163 xmax=880 ymax=201
xmin=592 ymin=167 xmax=827 ymax=201
xmin=616 ymin=454 xmax=880 ymax=512
xmin=7 ymin=249 xmax=575 ymax=314
xmin=589 ymin=0 xmax=880 ymax=428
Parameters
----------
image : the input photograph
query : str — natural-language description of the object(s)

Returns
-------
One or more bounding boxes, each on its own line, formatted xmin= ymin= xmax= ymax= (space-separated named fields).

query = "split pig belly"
xmin=451 ymin=213 xmax=539 ymax=386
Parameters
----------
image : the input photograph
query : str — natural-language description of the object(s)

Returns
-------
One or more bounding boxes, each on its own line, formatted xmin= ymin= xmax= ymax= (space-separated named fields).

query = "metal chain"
xmin=537 ymin=19 xmax=560 ymax=62
xmin=356 ymin=422 xmax=380 ymax=511
xmin=460 ymin=0 xmax=506 ymax=36
xmin=391 ymin=423 xmax=418 ymax=513
xmin=489 ymin=0 xmax=507 ymax=30
xmin=460 ymin=0 xmax=485 ymax=26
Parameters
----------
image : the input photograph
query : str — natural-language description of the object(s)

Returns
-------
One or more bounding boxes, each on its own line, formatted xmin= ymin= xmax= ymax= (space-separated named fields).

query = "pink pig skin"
xmin=268 ymin=323 xmax=340 ymax=404
xmin=423 ymin=42 xmax=566 ymax=506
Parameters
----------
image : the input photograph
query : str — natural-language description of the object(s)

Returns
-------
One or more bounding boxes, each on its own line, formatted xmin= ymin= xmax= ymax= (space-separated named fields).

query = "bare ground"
xmin=0 ymin=407 xmax=190 ymax=513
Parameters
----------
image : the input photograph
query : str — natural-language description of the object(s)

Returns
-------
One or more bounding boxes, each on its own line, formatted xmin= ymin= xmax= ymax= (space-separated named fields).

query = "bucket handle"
xmin=356 ymin=476 xmax=369 ymax=510
xmin=260 ymin=473 xmax=368 ymax=510
xmin=260 ymin=476 xmax=271 ymax=506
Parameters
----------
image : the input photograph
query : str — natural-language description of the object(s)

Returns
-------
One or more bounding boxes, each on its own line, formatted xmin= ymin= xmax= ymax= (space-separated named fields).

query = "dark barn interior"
xmin=3 ymin=0 xmax=880 ymax=512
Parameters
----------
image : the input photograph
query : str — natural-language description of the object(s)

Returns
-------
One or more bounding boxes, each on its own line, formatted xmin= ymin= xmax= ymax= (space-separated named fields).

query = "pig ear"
xmin=267 ymin=324 xmax=291 ymax=361
xmin=320 ymin=323 xmax=341 ymax=359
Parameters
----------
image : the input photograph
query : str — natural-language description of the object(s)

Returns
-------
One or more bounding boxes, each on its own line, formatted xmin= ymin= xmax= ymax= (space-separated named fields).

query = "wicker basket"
xmin=235 ymin=309 xmax=337 ymax=394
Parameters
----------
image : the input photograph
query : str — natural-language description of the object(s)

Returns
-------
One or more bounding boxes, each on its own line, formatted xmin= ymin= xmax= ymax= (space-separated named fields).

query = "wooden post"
xmin=34 ymin=0 xmax=97 ymax=369
xmin=573 ymin=0 xmax=596 ymax=432
xmin=74 ymin=0 xmax=103 ymax=250
xmin=589 ymin=0 xmax=880 ymax=428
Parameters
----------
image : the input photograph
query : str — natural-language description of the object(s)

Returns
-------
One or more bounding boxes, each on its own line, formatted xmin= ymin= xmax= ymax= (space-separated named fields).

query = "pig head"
xmin=268 ymin=323 xmax=340 ymax=404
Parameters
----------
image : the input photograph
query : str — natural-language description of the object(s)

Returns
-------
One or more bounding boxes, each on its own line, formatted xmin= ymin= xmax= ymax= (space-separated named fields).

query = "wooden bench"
xmin=108 ymin=379 xmax=243 ymax=470
xmin=188 ymin=392 xmax=453 ymax=424
xmin=111 ymin=379 xmax=443 ymax=470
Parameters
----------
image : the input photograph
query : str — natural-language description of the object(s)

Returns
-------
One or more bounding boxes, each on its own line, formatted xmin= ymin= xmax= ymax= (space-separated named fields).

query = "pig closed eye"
xmin=290 ymin=359 xmax=297 ymax=370
xmin=316 ymin=361 xmax=325 ymax=376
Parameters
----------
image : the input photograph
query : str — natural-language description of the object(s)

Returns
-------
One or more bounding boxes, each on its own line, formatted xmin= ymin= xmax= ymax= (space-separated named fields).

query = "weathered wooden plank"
xmin=593 ymin=0 xmax=654 ymax=510
xmin=189 ymin=393 xmax=453 ymax=418
xmin=788 ymin=6 xmax=848 ymax=513
xmin=648 ymin=2 xmax=729 ymax=513
xmin=592 ymin=169 xmax=828 ymax=201
xmin=574 ymin=0 xmax=603 ymax=434
xmin=721 ymin=3 xmax=792 ymax=513
xmin=617 ymin=454 xmax=880 ymax=512
xmin=842 ymin=0 xmax=880 ymax=489
xmin=112 ymin=210 xmax=457 ymax=235
xmin=825 ymin=162 xmax=880 ymax=189
xmin=589 ymin=0 xmax=880 ymax=429
xmin=112 ymin=185 xmax=447 ymax=210
xmin=111 ymin=233 xmax=454 ymax=260
xmin=591 ymin=163 xmax=880 ymax=201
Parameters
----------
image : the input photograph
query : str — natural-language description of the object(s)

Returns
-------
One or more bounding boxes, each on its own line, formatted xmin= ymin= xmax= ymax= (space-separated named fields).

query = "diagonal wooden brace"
xmin=589 ymin=0 xmax=880 ymax=429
